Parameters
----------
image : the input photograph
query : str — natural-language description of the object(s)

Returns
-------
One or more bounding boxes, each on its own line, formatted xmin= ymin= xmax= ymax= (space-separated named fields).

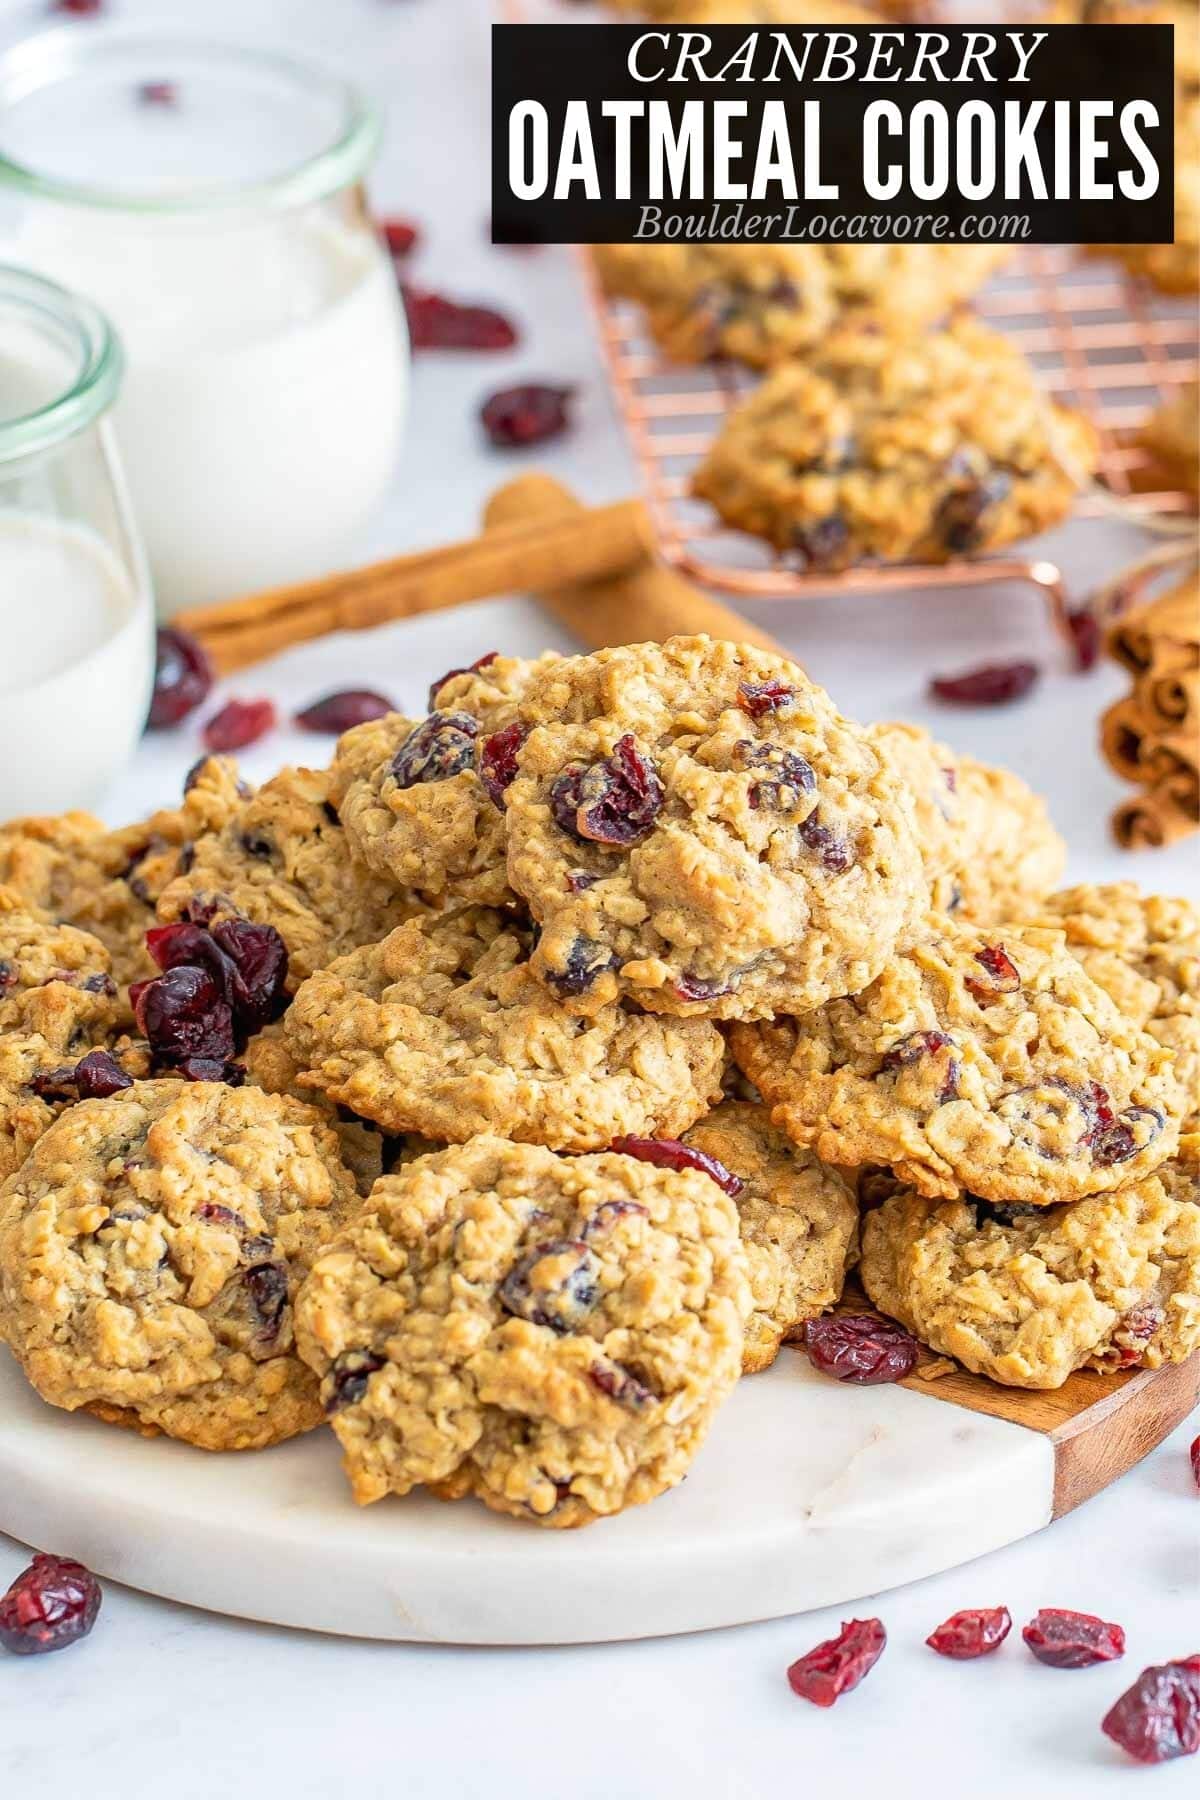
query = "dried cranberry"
xmin=1113 ymin=1303 xmax=1165 ymax=1365
xmin=881 ymin=1030 xmax=959 ymax=1101
xmin=671 ymin=972 xmax=734 ymax=1004
xmin=805 ymin=1314 xmax=920 ymax=1385
xmin=930 ymin=662 xmax=1040 ymax=706
xmin=935 ymin=473 xmax=1012 ymax=553
xmin=481 ymin=383 xmax=573 ymax=448
xmin=53 ymin=0 xmax=104 ymax=14
xmin=390 ymin=712 xmax=478 ymax=788
xmin=323 ymin=1349 xmax=385 ymax=1414
xmin=550 ymin=735 xmax=664 ymax=848
xmin=202 ymin=698 xmax=276 ymax=754
xmin=1022 ymin=1608 xmax=1126 ymax=1668
xmin=72 ymin=1050 xmax=134 ymax=1100
xmin=543 ymin=937 xmax=618 ymax=998
xmin=794 ymin=515 xmax=851 ymax=569
xmin=498 ymin=1239 xmax=598 ymax=1334
xmin=210 ymin=919 xmax=289 ymax=1033
xmin=926 ymin=1606 xmax=1013 ymax=1659
xmin=734 ymin=741 xmax=815 ymax=812
xmin=244 ymin=1262 xmax=289 ymax=1345
xmin=737 ymin=678 xmax=794 ymax=719
xmin=147 ymin=922 xmax=236 ymax=995
xmin=583 ymin=1199 xmax=649 ymax=1236
xmin=609 ymin=1135 xmax=743 ymax=1198
xmin=1092 ymin=1105 xmax=1162 ymax=1167
xmin=965 ymin=943 xmax=1021 ymax=1002
xmin=1102 ymin=1660 xmax=1200 ymax=1763
xmin=1192 ymin=1435 xmax=1199 ymax=1490
xmin=427 ymin=651 xmax=498 ymax=711
xmin=401 ymin=284 xmax=518 ymax=351
xmin=588 ymin=1360 xmax=654 ymax=1409
xmin=146 ymin=627 xmax=213 ymax=730
xmin=0 ymin=1554 xmax=101 ymax=1656
xmin=479 ymin=720 xmax=529 ymax=807
xmin=294 ymin=690 xmax=395 ymax=733
xmin=132 ymin=965 xmax=236 ymax=1070
xmin=29 ymin=1065 xmax=81 ymax=1101
xmin=138 ymin=80 xmax=177 ymax=106
xmin=1066 ymin=606 xmax=1101 ymax=672
xmin=566 ymin=869 xmax=599 ymax=893
xmin=798 ymin=809 xmax=853 ymax=872
xmin=381 ymin=217 xmax=419 ymax=259
xmin=787 ymin=1618 xmax=887 ymax=1707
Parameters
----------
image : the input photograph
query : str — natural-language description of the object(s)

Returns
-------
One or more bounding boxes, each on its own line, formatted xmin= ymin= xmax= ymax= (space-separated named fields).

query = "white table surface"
xmin=0 ymin=0 xmax=1197 ymax=1793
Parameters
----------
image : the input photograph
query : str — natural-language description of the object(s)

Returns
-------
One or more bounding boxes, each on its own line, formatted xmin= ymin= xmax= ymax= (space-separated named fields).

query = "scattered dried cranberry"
xmin=481 ymin=383 xmax=573 ymax=448
xmin=787 ymin=1618 xmax=887 ymax=1707
xmin=805 ymin=1314 xmax=920 ymax=1385
xmin=798 ymin=809 xmax=853 ymax=872
xmin=147 ymin=627 xmax=213 ymax=730
xmin=1102 ymin=1660 xmax=1200 ymax=1764
xmin=146 ymin=918 xmax=288 ymax=1041
xmin=734 ymin=741 xmax=815 ymax=812
xmin=294 ymin=689 xmax=395 ymax=733
xmin=381 ymin=217 xmax=419 ymax=259
xmin=550 ymin=735 xmax=663 ymax=847
xmin=609 ymin=1135 xmax=743 ymax=1197
xmin=53 ymin=0 xmax=103 ymax=13
xmin=965 ymin=942 xmax=1021 ymax=1003
xmin=1022 ymin=1608 xmax=1126 ymax=1669
xmin=737 ymin=678 xmax=794 ymax=718
xmin=588 ymin=1360 xmax=654 ymax=1409
xmin=202 ymin=698 xmax=276 ymax=753
xmin=479 ymin=720 xmax=529 ymax=807
xmin=72 ymin=1050 xmax=134 ymax=1100
xmin=927 ymin=1606 xmax=1013 ymax=1659
xmin=390 ymin=712 xmax=478 ymax=787
xmin=401 ymin=284 xmax=518 ymax=351
xmin=132 ymin=964 xmax=236 ymax=1070
xmin=1066 ymin=606 xmax=1101 ymax=672
xmin=138 ymin=80 xmax=177 ymax=106
xmin=930 ymin=661 xmax=1040 ymax=706
xmin=0 ymin=1554 xmax=101 ymax=1656
xmin=498 ymin=1239 xmax=598 ymax=1334
xmin=1091 ymin=1105 xmax=1162 ymax=1168
xmin=427 ymin=651 xmax=498 ymax=710
xmin=323 ymin=1349 xmax=385 ymax=1414
xmin=1192 ymin=1435 xmax=1199 ymax=1490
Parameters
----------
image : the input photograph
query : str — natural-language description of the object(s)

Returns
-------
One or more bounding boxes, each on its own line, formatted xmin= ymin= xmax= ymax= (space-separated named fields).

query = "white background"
xmin=0 ymin=1 xmax=1196 ymax=1794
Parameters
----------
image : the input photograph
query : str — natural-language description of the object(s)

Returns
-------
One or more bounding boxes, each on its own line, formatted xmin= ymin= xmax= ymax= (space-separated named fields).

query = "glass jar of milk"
xmin=0 ymin=31 xmax=408 ymax=615
xmin=0 ymin=263 xmax=154 ymax=816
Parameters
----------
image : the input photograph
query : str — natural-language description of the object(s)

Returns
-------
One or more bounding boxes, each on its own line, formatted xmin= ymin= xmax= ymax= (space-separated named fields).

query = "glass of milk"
xmin=0 ymin=30 xmax=409 ymax=615
xmin=0 ymin=263 xmax=154 ymax=816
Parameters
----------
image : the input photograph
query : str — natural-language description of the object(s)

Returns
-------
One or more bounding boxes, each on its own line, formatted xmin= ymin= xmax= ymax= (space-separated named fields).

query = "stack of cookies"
xmin=0 ymin=636 xmax=1195 ymax=1529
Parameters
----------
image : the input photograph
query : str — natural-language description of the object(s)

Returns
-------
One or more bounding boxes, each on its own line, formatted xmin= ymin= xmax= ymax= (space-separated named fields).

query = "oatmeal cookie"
xmin=729 ymin=916 xmax=1184 ymax=1204
xmin=859 ymin=1176 xmax=1200 ymax=1388
xmin=1027 ymin=884 xmax=1200 ymax=1122
xmin=293 ymin=1134 xmax=750 ymax=1525
xmin=0 ymin=756 xmax=248 ymax=996
xmin=0 ymin=891 xmax=120 ymax=1042
xmin=282 ymin=906 xmax=725 ymax=1148
xmin=692 ymin=318 xmax=1097 ymax=566
xmin=241 ymin=1023 xmax=385 ymax=1197
xmin=330 ymin=652 xmax=558 ymax=907
xmin=681 ymin=1101 xmax=858 ymax=1371
xmin=502 ymin=637 xmax=926 ymax=1019
xmin=157 ymin=765 xmax=415 ymax=987
xmin=0 ymin=1080 xmax=361 ymax=1449
xmin=870 ymin=723 xmax=1065 ymax=921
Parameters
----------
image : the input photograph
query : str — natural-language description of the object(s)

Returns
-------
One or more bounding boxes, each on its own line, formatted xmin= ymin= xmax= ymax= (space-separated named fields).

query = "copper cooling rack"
xmin=579 ymin=244 xmax=1199 ymax=619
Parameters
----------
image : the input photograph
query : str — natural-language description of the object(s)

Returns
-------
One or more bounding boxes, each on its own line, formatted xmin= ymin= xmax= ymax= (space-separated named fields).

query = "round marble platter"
xmin=0 ymin=1345 xmax=1057 ymax=1644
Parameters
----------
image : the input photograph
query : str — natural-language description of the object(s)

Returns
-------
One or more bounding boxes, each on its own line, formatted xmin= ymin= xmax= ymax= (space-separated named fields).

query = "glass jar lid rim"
xmin=0 ymin=264 xmax=122 ymax=463
xmin=0 ymin=28 xmax=382 ymax=214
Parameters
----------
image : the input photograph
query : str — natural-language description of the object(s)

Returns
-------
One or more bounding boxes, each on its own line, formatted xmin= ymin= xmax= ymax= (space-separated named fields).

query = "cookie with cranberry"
xmin=0 ymin=1080 xmax=362 ymax=1449
xmin=0 ymin=1031 xmax=148 ymax=1183
xmin=869 ymin=723 xmax=1065 ymax=922
xmin=1026 ymin=884 xmax=1200 ymax=1124
xmin=501 ymin=636 xmax=926 ymax=1020
xmin=330 ymin=652 xmax=559 ymax=907
xmin=282 ymin=906 xmax=725 ymax=1149
xmin=681 ymin=1101 xmax=859 ymax=1372
xmin=241 ymin=1023 xmax=385 ymax=1197
xmin=860 ymin=1176 xmax=1200 ymax=1388
xmin=156 ymin=765 xmax=416 ymax=987
xmin=294 ymin=1134 xmax=750 ymax=1525
xmin=692 ymin=318 xmax=1097 ymax=566
xmin=729 ymin=916 xmax=1184 ymax=1205
xmin=0 ymin=891 xmax=121 ymax=1044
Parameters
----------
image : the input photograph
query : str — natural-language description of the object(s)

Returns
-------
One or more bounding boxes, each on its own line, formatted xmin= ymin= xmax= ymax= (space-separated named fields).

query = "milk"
xmin=0 ymin=512 xmax=153 ymax=815
xmin=14 ymin=213 xmax=407 ymax=613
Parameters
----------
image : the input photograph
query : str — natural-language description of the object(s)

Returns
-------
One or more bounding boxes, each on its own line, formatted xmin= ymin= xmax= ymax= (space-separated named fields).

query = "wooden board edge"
xmin=1049 ymin=1351 xmax=1200 ymax=1517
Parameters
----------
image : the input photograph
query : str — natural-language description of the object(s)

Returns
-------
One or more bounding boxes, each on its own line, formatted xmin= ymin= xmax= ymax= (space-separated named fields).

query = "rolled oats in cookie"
xmin=692 ymin=319 xmax=1097 ymax=567
xmin=681 ymin=1101 xmax=859 ymax=1373
xmin=293 ymin=1134 xmax=751 ymax=1525
xmin=0 ymin=890 xmax=119 ymax=1042
xmin=869 ymin=723 xmax=1065 ymax=922
xmin=282 ymin=906 xmax=725 ymax=1148
xmin=241 ymin=1022 xmax=385 ymax=1197
xmin=502 ymin=637 xmax=926 ymax=1020
xmin=859 ymin=1176 xmax=1200 ymax=1389
xmin=1025 ymin=885 xmax=1200 ymax=1124
xmin=729 ymin=916 xmax=1184 ymax=1204
xmin=0 ymin=1080 xmax=362 ymax=1449
xmin=157 ymin=765 xmax=415 ymax=987
xmin=0 ymin=1030 xmax=147 ymax=1183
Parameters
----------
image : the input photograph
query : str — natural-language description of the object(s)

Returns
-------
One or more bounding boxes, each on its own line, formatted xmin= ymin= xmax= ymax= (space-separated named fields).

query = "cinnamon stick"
xmin=1100 ymin=695 xmax=1152 ymax=783
xmin=1112 ymin=779 xmax=1199 ymax=849
xmin=1106 ymin=574 xmax=1200 ymax=679
xmin=482 ymin=473 xmax=789 ymax=655
xmin=178 ymin=499 xmax=656 ymax=674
